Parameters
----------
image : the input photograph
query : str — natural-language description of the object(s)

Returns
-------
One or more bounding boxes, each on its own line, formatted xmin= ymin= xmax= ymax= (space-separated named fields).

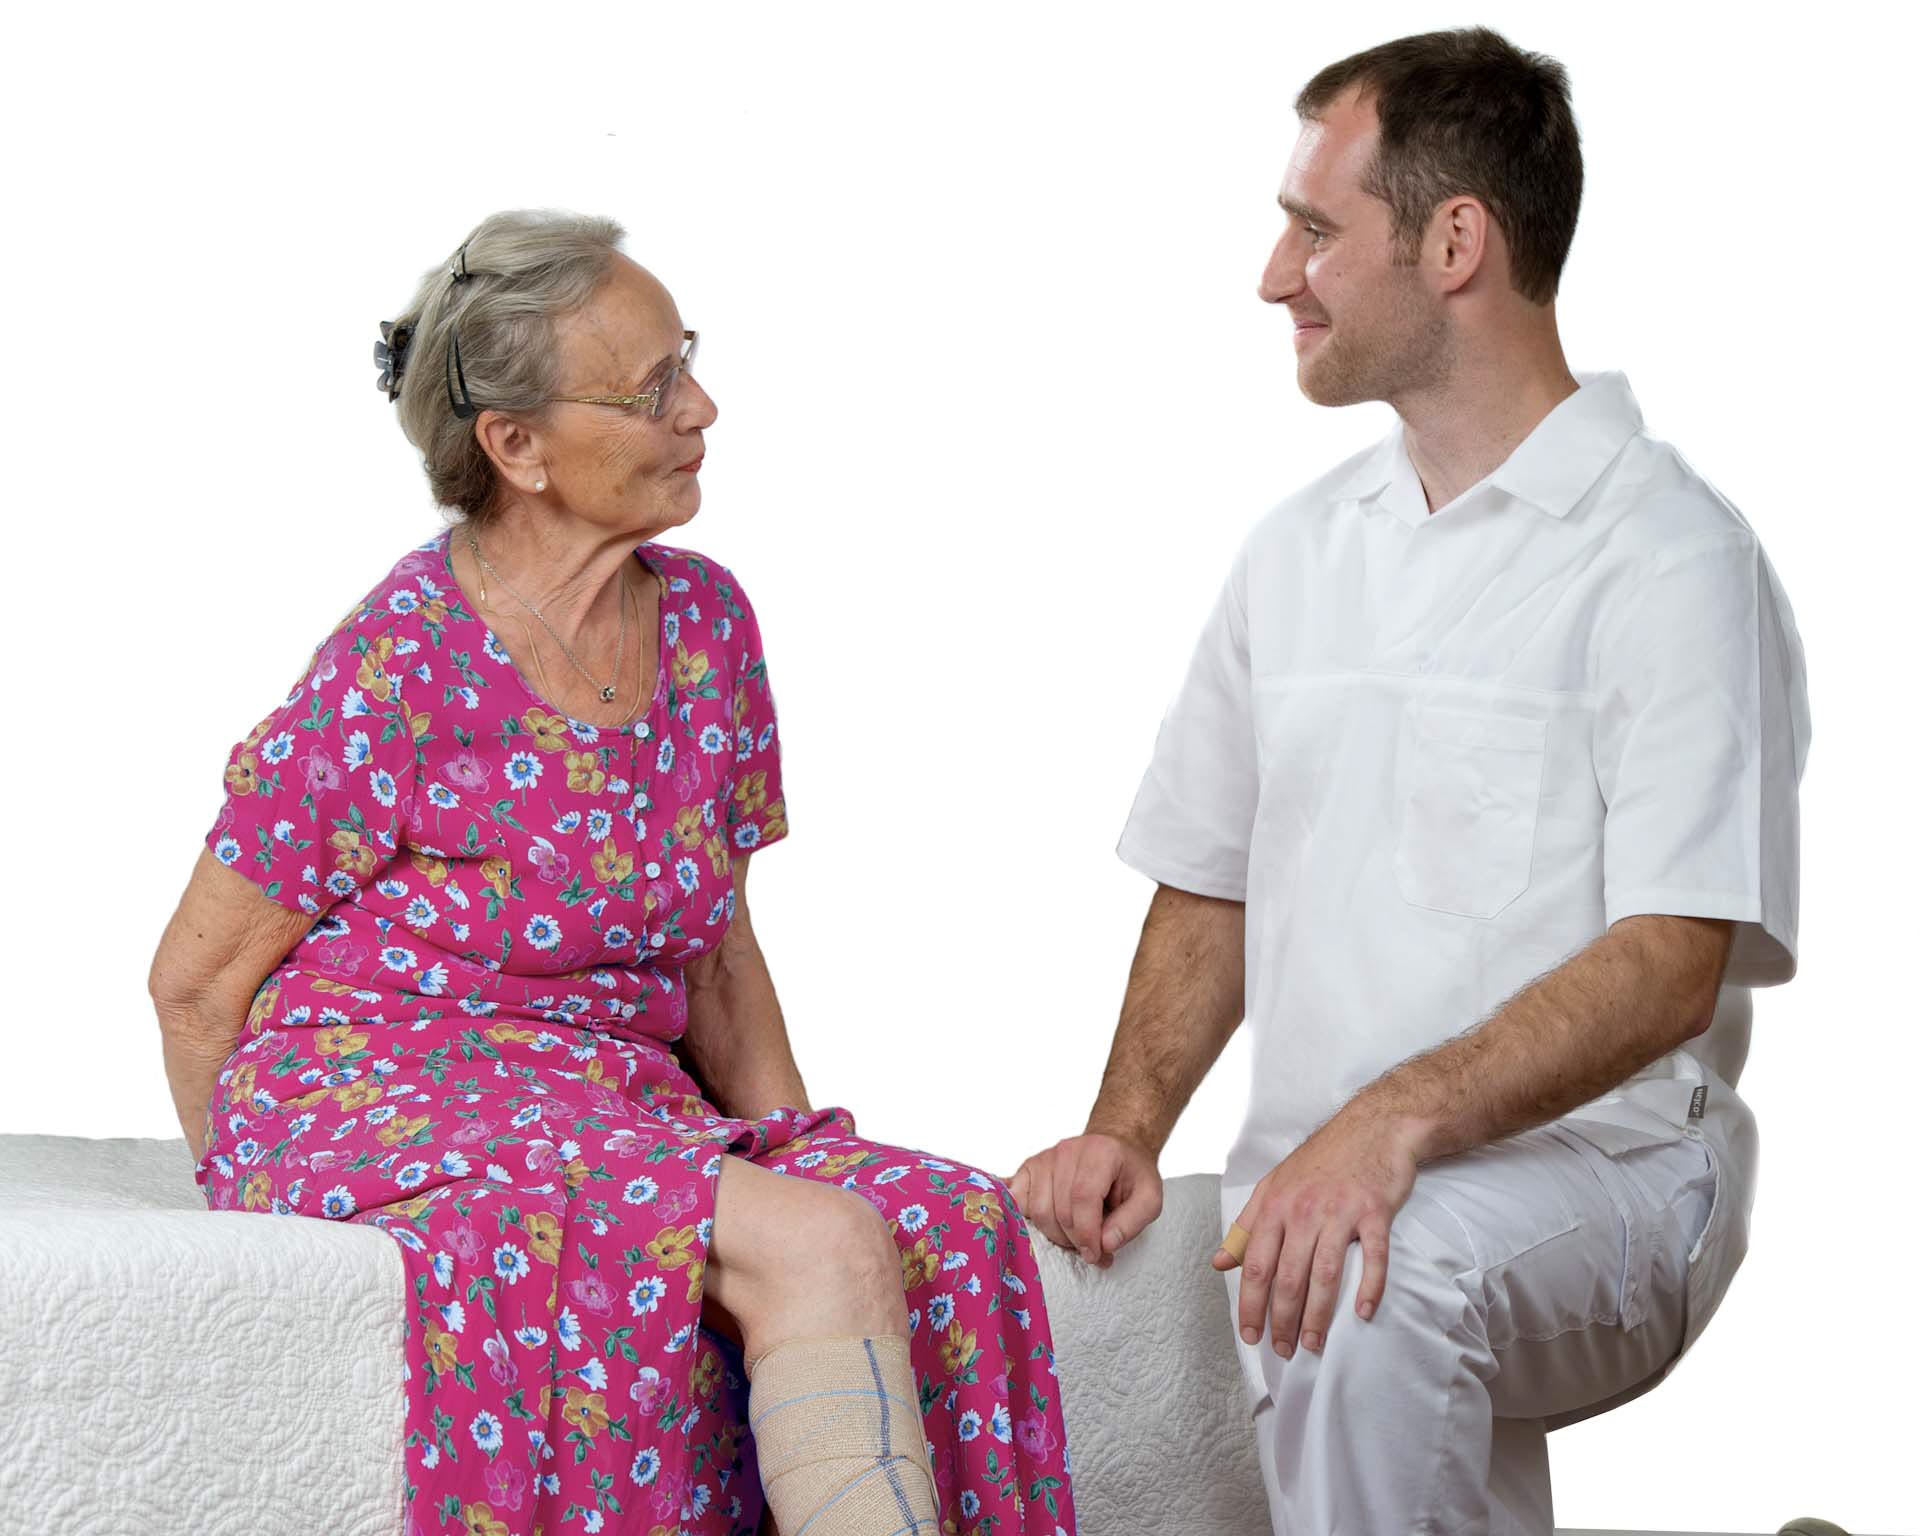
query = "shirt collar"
xmin=1327 ymin=368 xmax=1646 ymax=527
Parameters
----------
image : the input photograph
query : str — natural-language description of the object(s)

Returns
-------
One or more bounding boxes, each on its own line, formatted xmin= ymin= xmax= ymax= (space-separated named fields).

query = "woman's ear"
xmin=473 ymin=409 xmax=549 ymax=501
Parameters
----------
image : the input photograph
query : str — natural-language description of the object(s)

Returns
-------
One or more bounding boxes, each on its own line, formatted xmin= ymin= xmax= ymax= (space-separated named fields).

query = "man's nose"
xmin=1257 ymin=236 xmax=1301 ymax=305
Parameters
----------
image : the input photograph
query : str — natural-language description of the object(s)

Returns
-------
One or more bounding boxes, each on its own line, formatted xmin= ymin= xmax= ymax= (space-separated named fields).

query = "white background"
xmin=4 ymin=3 xmax=1912 ymax=1530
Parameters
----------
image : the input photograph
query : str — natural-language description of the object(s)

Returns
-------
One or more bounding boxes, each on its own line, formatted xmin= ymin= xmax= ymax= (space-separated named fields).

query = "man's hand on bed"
xmin=1212 ymin=1108 xmax=1420 ymax=1357
xmin=1007 ymin=1132 xmax=1163 ymax=1269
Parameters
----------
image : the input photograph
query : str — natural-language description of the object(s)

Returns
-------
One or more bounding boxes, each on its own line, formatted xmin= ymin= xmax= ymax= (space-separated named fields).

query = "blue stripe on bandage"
xmin=747 ymin=1385 xmax=919 ymax=1433
xmin=865 ymin=1337 xmax=921 ymax=1536
xmin=793 ymin=1458 xmax=930 ymax=1534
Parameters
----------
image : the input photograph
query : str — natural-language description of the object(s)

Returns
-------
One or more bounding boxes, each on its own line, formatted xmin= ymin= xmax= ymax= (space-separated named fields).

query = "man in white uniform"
xmin=1008 ymin=25 xmax=1810 ymax=1534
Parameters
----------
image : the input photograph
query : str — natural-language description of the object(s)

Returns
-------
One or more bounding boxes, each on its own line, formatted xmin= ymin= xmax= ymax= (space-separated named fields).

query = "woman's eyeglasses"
xmin=548 ymin=330 xmax=700 ymax=419
xmin=447 ymin=328 xmax=699 ymax=422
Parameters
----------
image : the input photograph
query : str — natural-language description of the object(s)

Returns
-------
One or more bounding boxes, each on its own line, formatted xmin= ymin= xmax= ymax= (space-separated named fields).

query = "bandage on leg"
xmin=745 ymin=1333 xmax=940 ymax=1535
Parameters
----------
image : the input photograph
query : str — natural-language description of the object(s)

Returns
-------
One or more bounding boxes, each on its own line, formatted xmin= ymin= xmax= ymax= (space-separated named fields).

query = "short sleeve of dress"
xmin=1590 ymin=529 xmax=1811 ymax=986
xmin=204 ymin=614 xmax=422 ymax=916
xmin=715 ymin=565 xmax=788 ymax=855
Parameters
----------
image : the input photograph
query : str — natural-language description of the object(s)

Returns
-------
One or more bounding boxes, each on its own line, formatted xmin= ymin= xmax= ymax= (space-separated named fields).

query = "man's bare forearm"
xmin=1346 ymin=913 xmax=1734 ymax=1163
xmin=1085 ymin=884 xmax=1247 ymax=1159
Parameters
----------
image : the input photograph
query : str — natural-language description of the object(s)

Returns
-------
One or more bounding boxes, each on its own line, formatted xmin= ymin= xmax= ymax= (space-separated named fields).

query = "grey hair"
xmin=388 ymin=209 xmax=628 ymax=528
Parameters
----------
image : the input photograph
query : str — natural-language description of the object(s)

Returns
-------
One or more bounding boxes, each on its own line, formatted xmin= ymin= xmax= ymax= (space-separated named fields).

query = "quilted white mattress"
xmin=0 ymin=1134 xmax=1268 ymax=1536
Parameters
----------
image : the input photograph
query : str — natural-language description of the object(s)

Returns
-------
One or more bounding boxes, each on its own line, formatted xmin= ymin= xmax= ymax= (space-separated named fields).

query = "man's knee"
xmin=1249 ymin=1207 xmax=1480 ymax=1399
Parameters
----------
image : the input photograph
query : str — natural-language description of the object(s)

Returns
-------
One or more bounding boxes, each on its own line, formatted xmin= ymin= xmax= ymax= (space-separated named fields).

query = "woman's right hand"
xmin=1007 ymin=1132 xmax=1164 ymax=1269
xmin=158 ymin=1025 xmax=227 ymax=1167
xmin=151 ymin=847 xmax=318 ymax=1176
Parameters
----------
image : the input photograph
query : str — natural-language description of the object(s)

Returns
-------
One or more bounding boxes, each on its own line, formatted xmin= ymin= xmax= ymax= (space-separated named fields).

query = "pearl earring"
xmin=534 ymin=479 xmax=546 ymax=492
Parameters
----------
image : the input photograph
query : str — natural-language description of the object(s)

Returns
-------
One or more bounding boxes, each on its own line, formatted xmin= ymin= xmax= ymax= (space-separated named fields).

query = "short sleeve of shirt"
xmin=1591 ymin=529 xmax=1811 ymax=986
xmin=1115 ymin=539 xmax=1259 ymax=901
xmin=717 ymin=565 xmax=788 ymax=856
xmin=204 ymin=616 xmax=422 ymax=916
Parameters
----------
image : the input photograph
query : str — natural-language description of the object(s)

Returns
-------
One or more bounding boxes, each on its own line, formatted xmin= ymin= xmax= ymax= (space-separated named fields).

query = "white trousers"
xmin=1226 ymin=1120 xmax=1720 ymax=1536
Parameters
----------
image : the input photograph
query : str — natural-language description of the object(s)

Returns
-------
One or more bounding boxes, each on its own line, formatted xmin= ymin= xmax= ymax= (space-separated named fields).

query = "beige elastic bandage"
xmin=745 ymin=1333 xmax=940 ymax=1535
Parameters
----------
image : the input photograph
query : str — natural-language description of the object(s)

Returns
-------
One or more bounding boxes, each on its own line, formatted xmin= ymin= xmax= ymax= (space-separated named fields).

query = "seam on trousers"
xmin=1462 ymin=1222 xmax=1607 ymax=1351
xmin=1418 ymin=1191 xmax=1581 ymax=1276
xmin=1410 ymin=1361 xmax=1462 ymax=1536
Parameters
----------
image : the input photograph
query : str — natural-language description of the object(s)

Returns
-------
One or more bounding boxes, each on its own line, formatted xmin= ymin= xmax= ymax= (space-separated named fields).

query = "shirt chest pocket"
xmin=1391 ymin=705 xmax=1548 ymax=919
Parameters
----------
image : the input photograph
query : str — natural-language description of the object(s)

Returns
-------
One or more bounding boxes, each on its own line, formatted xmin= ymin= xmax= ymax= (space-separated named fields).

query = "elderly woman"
xmin=147 ymin=209 xmax=1076 ymax=1536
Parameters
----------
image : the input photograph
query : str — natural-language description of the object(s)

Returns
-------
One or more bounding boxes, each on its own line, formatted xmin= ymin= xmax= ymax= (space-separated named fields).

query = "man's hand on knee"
xmin=1008 ymin=1132 xmax=1163 ymax=1268
xmin=1213 ymin=1110 xmax=1419 ymax=1357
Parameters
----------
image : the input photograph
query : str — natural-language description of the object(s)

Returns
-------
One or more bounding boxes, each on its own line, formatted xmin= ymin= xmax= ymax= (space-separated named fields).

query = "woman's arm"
xmin=148 ymin=847 xmax=319 ymax=1162
xmin=679 ymin=853 xmax=812 ymax=1120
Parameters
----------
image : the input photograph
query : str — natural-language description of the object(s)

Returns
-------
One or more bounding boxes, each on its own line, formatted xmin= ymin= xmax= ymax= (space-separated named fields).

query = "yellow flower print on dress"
xmin=591 ymin=838 xmax=633 ymax=884
xmin=424 ymin=1318 xmax=460 ymax=1377
xmin=733 ymin=772 xmax=768 ymax=818
xmin=239 ymin=1170 xmax=275 ymax=1211
xmin=356 ymin=634 xmax=398 ymax=703
xmin=479 ymin=856 xmax=513 ymax=902
xmin=939 ymin=1320 xmax=978 ymax=1379
xmin=335 ymin=1079 xmax=384 ymax=1111
xmin=671 ymin=642 xmax=711 ymax=691
xmin=564 ymin=750 xmax=605 ymax=794
xmin=899 ymin=1235 xmax=941 ymax=1291
xmin=244 ymin=981 xmax=281 ymax=1036
xmin=561 ymin=1387 xmax=610 ymax=1440
xmin=521 ymin=706 xmax=571 ymax=753
xmin=224 ymin=752 xmax=261 ymax=797
xmin=330 ymin=826 xmax=376 ymax=880
xmin=314 ymin=1023 xmax=369 ymax=1058
xmin=646 ymin=1224 xmax=699 ymax=1270
xmin=761 ymin=798 xmax=788 ymax=841
xmin=523 ymin=1210 xmax=563 ymax=1266
xmin=961 ymin=1188 xmax=1004 ymax=1235
xmin=690 ymin=1348 xmax=721 ymax=1400
xmin=376 ymin=1112 xmax=431 ymax=1150
xmin=672 ymin=805 xmax=705 ymax=852
xmin=408 ymin=850 xmax=449 ymax=886
xmin=457 ymin=1505 xmax=509 ymax=1536
xmin=703 ymin=832 xmax=732 ymax=879
xmin=314 ymin=1021 xmax=366 ymax=1059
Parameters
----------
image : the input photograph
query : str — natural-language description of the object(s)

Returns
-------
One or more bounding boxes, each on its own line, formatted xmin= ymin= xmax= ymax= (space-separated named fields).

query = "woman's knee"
xmin=708 ymin=1156 xmax=903 ymax=1330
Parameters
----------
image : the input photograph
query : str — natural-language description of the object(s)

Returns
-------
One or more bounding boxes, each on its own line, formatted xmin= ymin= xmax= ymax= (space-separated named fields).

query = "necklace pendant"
xmin=599 ymin=684 xmax=616 ymax=702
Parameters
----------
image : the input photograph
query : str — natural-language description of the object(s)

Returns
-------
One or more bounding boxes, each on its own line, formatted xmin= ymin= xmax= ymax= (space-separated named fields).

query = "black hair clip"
xmin=451 ymin=243 xmax=472 ymax=283
xmin=374 ymin=319 xmax=413 ymax=402
xmin=446 ymin=323 xmax=479 ymax=419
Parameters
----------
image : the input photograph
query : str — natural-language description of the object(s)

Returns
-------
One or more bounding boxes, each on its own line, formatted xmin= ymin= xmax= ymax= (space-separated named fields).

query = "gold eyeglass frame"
xmin=546 ymin=330 xmax=698 ymax=419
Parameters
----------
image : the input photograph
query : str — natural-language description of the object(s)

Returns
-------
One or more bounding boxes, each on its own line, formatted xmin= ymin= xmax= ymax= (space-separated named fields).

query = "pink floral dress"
xmin=196 ymin=525 xmax=1077 ymax=1536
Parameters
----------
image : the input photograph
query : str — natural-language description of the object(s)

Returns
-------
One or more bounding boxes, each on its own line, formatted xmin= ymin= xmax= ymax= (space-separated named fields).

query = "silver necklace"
xmin=465 ymin=529 xmax=628 ymax=703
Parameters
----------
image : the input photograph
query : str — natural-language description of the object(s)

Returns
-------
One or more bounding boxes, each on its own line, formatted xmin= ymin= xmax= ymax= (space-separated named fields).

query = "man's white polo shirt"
xmin=1116 ymin=368 xmax=1811 ymax=1377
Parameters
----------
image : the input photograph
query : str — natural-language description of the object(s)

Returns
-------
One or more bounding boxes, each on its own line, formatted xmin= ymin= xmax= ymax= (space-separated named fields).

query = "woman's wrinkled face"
xmin=533 ymin=254 xmax=717 ymax=539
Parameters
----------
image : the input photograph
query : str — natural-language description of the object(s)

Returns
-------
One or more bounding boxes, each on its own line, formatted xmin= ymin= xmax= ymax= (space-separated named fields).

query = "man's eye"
xmin=1306 ymin=226 xmax=1328 ymax=244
